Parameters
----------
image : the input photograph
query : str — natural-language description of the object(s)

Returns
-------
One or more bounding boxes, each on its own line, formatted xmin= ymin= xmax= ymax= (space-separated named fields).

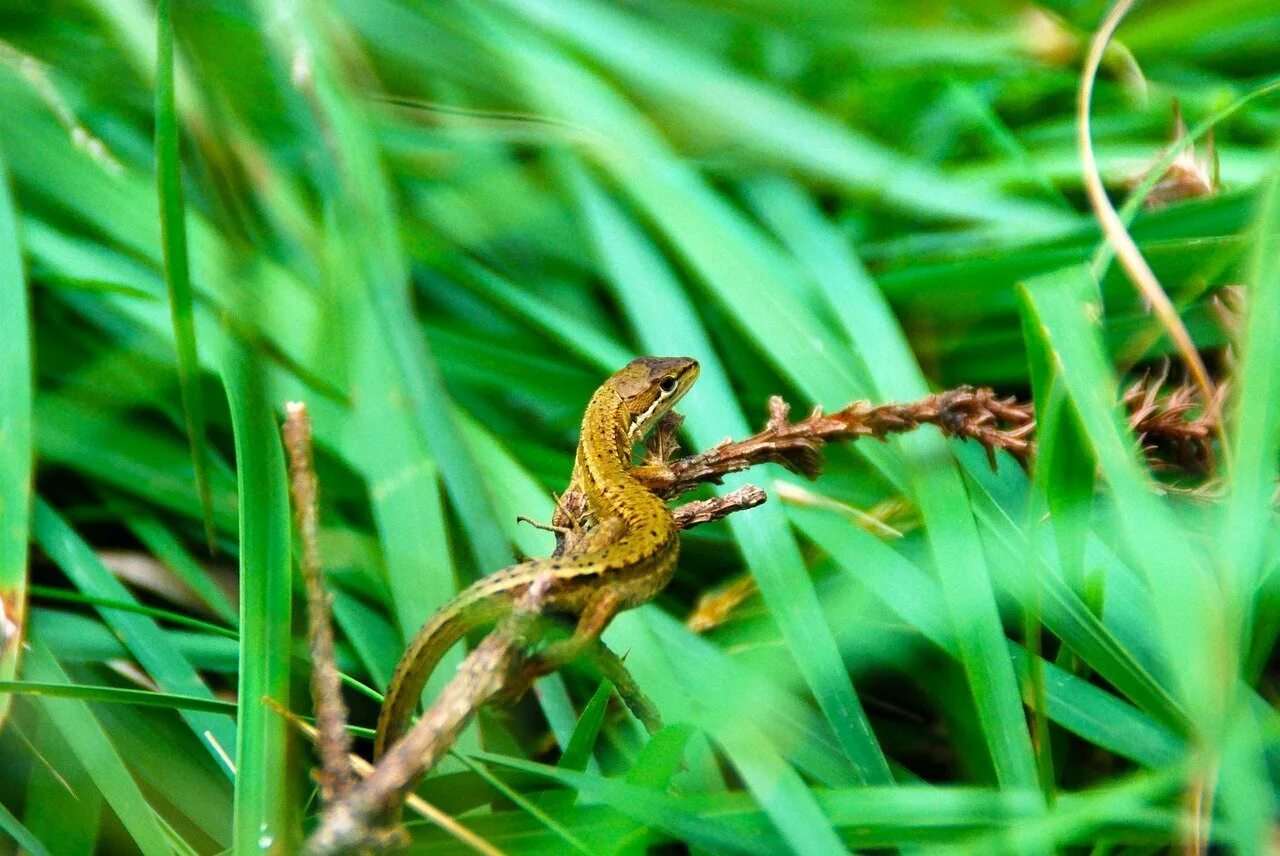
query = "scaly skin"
xmin=373 ymin=356 xmax=700 ymax=759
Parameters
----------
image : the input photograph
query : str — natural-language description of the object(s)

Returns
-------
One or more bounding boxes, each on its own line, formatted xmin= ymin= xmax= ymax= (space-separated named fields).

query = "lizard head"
xmin=611 ymin=356 xmax=700 ymax=441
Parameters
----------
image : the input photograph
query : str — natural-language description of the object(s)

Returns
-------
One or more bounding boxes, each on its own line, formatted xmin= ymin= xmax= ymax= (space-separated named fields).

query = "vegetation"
xmin=0 ymin=0 xmax=1278 ymax=852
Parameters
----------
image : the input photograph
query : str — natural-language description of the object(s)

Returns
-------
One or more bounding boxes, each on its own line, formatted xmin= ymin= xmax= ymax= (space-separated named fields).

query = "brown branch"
xmin=305 ymin=578 xmax=551 ymax=855
xmin=553 ymin=387 xmax=1035 ymax=534
xmin=649 ymin=388 xmax=1035 ymax=495
xmin=552 ymin=380 xmax=1219 ymax=543
xmin=269 ymin=702 xmax=503 ymax=856
xmin=283 ymin=403 xmax=357 ymax=806
xmin=672 ymin=485 xmax=767 ymax=528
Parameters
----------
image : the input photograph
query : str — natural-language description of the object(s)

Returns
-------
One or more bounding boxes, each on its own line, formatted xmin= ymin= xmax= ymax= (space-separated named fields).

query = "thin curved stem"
xmin=1077 ymin=0 xmax=1229 ymax=464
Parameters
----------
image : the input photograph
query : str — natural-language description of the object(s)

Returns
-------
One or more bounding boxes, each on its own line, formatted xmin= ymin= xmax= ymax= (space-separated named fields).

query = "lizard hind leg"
xmin=496 ymin=587 xmax=625 ymax=703
xmin=538 ymin=586 xmax=624 ymax=668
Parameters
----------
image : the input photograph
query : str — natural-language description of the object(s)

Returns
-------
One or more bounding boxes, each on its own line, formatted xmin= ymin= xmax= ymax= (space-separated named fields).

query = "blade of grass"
xmin=489 ymin=0 xmax=1074 ymax=231
xmin=258 ymin=4 xmax=514 ymax=575
xmin=0 ymin=681 xmax=237 ymax=714
xmin=31 ymin=608 xmax=239 ymax=672
xmin=28 ymin=585 xmax=237 ymax=639
xmin=460 ymin=262 xmax=633 ymax=369
xmin=154 ymin=0 xmax=215 ymax=550
xmin=558 ymin=679 xmax=612 ymax=773
xmin=36 ymin=393 xmax=239 ymax=530
xmin=625 ymin=724 xmax=695 ymax=791
xmin=471 ymin=751 xmax=781 ymax=855
xmin=1227 ymin=143 xmax=1280 ymax=640
xmin=0 ymin=798 xmax=53 ymax=856
xmin=714 ymin=721 xmax=851 ymax=855
xmin=791 ymin=505 xmax=1182 ymax=768
xmin=451 ymin=752 xmax=592 ymax=854
xmin=31 ymin=500 xmax=237 ymax=771
xmin=220 ymin=340 xmax=295 ymax=853
xmin=91 ymin=698 xmax=235 ymax=848
xmin=0 ymin=148 xmax=31 ymax=733
xmin=611 ymin=607 xmax=862 ymax=790
xmin=960 ymin=491 xmax=1186 ymax=732
xmin=23 ymin=711 xmax=100 ymax=856
xmin=329 ymin=588 xmax=401 ymax=691
xmin=22 ymin=642 xmax=173 ymax=856
xmin=1215 ymin=144 xmax=1280 ymax=856
xmin=122 ymin=508 xmax=238 ymax=626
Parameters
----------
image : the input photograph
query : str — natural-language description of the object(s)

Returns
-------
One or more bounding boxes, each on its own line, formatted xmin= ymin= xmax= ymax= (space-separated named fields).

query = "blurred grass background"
xmin=0 ymin=0 xmax=1278 ymax=852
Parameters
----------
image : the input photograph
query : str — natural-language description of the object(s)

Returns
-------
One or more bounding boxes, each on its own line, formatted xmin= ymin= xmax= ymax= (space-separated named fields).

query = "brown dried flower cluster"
xmin=551 ymin=376 xmax=1218 ymax=548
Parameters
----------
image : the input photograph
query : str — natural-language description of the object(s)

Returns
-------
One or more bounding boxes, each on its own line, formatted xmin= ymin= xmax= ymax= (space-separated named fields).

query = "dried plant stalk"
xmin=283 ymin=403 xmax=357 ymax=806
xmin=553 ymin=379 xmax=1218 ymax=540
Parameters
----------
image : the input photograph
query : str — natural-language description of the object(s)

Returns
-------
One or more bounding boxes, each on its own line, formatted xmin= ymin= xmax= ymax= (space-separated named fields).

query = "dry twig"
xmin=305 ymin=580 xmax=547 ymax=855
xmin=552 ymin=387 xmax=1037 ymax=538
xmin=283 ymin=403 xmax=357 ymax=806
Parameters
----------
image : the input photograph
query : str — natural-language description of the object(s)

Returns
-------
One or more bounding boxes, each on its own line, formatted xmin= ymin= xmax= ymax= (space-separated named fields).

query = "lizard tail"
xmin=373 ymin=592 xmax=509 ymax=759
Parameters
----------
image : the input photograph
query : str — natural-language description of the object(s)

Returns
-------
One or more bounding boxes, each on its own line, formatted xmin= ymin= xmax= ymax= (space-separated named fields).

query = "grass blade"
xmin=22 ymin=642 xmax=173 ymax=856
xmin=0 ymin=798 xmax=52 ymax=856
xmin=1019 ymin=265 xmax=1222 ymax=726
xmin=0 ymin=681 xmax=237 ymax=714
xmin=154 ymin=0 xmax=216 ymax=549
xmin=23 ymin=713 xmax=100 ymax=856
xmin=492 ymin=0 xmax=1073 ymax=230
xmin=1227 ymin=143 xmax=1280 ymax=629
xmin=558 ymin=679 xmax=612 ymax=773
xmin=0 ymin=148 xmax=31 ymax=733
xmin=123 ymin=508 xmax=238 ymax=625
xmin=220 ymin=341 xmax=295 ymax=853
xmin=471 ymin=751 xmax=780 ymax=855
xmin=31 ymin=500 xmax=237 ymax=771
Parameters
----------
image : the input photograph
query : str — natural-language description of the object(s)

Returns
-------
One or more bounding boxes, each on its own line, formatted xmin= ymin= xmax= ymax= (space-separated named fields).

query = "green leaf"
xmin=791 ymin=505 xmax=1182 ymax=768
xmin=1227 ymin=143 xmax=1280 ymax=618
xmin=219 ymin=340 xmax=295 ymax=853
xmin=1018 ymin=265 xmax=1222 ymax=726
xmin=491 ymin=0 xmax=1074 ymax=230
xmin=559 ymin=679 xmax=613 ymax=773
xmin=472 ymin=751 xmax=781 ymax=855
xmin=0 ymin=798 xmax=53 ymax=856
xmin=154 ymin=0 xmax=216 ymax=549
xmin=0 ymin=146 xmax=32 ymax=731
xmin=625 ymin=724 xmax=695 ymax=791
xmin=31 ymin=501 xmax=237 ymax=773
xmin=22 ymin=643 xmax=173 ymax=856
xmin=742 ymin=176 xmax=1038 ymax=788
xmin=0 ymin=680 xmax=237 ymax=714
xmin=123 ymin=509 xmax=238 ymax=626
xmin=23 ymin=711 xmax=99 ymax=856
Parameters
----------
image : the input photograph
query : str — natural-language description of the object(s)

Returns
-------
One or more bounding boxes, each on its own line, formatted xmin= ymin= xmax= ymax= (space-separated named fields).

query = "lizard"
xmin=372 ymin=355 xmax=700 ymax=759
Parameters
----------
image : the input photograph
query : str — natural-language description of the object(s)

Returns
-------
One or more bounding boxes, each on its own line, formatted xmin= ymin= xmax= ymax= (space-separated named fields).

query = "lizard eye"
xmin=659 ymin=377 xmax=677 ymax=394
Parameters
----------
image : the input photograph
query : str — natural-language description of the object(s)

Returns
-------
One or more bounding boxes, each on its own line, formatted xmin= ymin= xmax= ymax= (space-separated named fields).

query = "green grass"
xmin=0 ymin=145 xmax=31 ymax=733
xmin=1 ymin=0 xmax=1279 ymax=852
